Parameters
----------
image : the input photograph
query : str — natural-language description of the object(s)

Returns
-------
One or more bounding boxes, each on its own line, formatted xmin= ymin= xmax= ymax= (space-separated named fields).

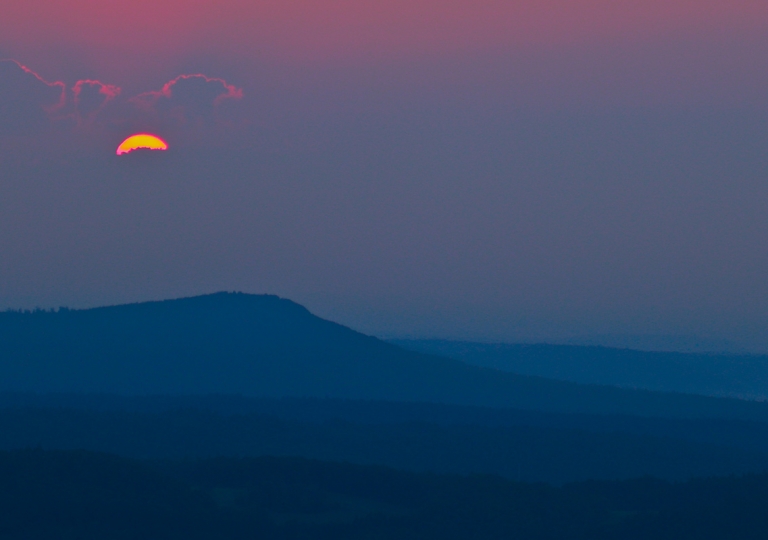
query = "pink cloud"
xmin=12 ymin=60 xmax=67 ymax=113
xmin=72 ymin=79 xmax=121 ymax=121
xmin=130 ymin=74 xmax=243 ymax=119
xmin=1 ymin=61 xmax=245 ymax=137
xmin=0 ymin=59 xmax=67 ymax=134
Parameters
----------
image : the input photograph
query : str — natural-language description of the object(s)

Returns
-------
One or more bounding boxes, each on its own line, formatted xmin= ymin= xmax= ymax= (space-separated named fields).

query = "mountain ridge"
xmin=3 ymin=292 xmax=768 ymax=422
xmin=392 ymin=339 xmax=768 ymax=400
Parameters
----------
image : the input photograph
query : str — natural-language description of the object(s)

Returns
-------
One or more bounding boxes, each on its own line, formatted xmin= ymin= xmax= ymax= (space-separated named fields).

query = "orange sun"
xmin=116 ymin=134 xmax=168 ymax=155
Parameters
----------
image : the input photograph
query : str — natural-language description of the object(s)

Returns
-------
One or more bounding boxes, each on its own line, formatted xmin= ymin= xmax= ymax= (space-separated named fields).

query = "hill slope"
xmin=3 ymin=292 xmax=768 ymax=421
xmin=1 ymin=406 xmax=767 ymax=483
xmin=393 ymin=340 xmax=768 ymax=400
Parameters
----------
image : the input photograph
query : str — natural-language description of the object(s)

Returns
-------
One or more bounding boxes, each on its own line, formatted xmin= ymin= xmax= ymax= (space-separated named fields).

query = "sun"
xmin=116 ymin=134 xmax=168 ymax=155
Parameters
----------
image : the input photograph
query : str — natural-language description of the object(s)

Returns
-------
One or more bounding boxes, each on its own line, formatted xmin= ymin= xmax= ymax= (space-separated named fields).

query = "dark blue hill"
xmin=393 ymin=339 xmax=768 ymax=400
xmin=0 ymin=406 xmax=766 ymax=484
xmin=4 ymin=448 xmax=768 ymax=540
xmin=4 ymin=292 xmax=768 ymax=421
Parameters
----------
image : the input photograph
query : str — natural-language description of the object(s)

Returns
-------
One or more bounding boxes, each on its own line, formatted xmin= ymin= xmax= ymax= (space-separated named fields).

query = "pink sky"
xmin=4 ymin=1 xmax=768 ymax=348
xmin=3 ymin=0 xmax=767 ymax=73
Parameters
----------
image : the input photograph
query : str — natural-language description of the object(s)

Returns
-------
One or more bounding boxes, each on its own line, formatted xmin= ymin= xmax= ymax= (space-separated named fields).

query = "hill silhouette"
xmin=4 ymin=449 xmax=768 ymax=540
xmin=393 ymin=340 xmax=768 ymax=400
xmin=4 ymin=292 xmax=768 ymax=421
xmin=1 ymin=405 xmax=767 ymax=484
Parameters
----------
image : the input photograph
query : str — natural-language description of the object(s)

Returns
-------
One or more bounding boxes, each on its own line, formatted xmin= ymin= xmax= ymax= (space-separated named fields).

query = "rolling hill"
xmin=393 ymin=339 xmax=768 ymax=400
xmin=3 ymin=292 xmax=768 ymax=421
xmin=0 ymin=405 xmax=766 ymax=483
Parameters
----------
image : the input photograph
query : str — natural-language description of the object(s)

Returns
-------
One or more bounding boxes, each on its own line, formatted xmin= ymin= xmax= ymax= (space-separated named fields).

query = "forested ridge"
xmin=1 ymin=404 xmax=767 ymax=484
xmin=3 ymin=295 xmax=768 ymax=537
xmin=4 ymin=293 xmax=768 ymax=421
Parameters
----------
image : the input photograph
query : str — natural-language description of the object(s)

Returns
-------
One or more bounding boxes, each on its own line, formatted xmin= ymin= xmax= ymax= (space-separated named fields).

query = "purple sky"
xmin=2 ymin=1 xmax=768 ymax=351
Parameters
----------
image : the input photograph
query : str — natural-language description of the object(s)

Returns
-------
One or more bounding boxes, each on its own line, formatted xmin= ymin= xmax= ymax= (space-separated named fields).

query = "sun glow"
xmin=116 ymin=134 xmax=168 ymax=155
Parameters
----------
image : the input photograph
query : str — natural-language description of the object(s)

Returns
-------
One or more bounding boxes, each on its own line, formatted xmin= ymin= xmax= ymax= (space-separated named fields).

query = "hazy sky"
xmin=2 ymin=1 xmax=768 ymax=350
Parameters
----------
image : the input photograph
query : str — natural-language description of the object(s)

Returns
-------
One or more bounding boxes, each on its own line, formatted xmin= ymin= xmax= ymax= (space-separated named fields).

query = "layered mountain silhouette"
xmin=3 ymin=292 xmax=768 ymax=421
xmin=393 ymin=340 xmax=768 ymax=400
xmin=2 ymin=405 xmax=768 ymax=483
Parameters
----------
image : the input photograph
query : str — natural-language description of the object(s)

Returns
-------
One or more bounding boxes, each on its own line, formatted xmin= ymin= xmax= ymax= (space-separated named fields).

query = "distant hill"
xmin=562 ymin=333 xmax=747 ymax=354
xmin=4 ymin=292 xmax=768 ymax=421
xmin=392 ymin=340 xmax=768 ymax=400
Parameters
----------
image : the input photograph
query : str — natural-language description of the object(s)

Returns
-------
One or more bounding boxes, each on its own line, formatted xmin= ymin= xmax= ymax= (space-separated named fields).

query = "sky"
xmin=2 ymin=0 xmax=768 ymax=351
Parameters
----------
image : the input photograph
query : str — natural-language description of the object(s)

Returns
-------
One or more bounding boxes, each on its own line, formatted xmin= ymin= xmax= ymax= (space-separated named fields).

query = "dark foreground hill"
xmin=1 ymin=404 xmax=767 ymax=484
xmin=394 ymin=339 xmax=768 ymax=400
xmin=4 ymin=449 xmax=768 ymax=540
xmin=5 ymin=292 xmax=768 ymax=421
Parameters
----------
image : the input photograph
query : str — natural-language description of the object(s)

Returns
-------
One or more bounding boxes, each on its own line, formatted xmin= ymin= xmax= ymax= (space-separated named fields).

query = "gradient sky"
xmin=2 ymin=0 xmax=768 ymax=350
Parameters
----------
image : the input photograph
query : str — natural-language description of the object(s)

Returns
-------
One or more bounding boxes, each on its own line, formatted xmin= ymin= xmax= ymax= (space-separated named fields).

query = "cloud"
xmin=0 ymin=59 xmax=66 ymax=134
xmin=72 ymin=79 xmax=121 ymax=121
xmin=0 ymin=61 xmax=244 ymax=141
xmin=130 ymin=74 xmax=243 ymax=122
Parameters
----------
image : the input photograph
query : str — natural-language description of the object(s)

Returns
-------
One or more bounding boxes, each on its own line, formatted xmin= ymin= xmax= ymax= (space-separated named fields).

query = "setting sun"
xmin=116 ymin=133 xmax=168 ymax=155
